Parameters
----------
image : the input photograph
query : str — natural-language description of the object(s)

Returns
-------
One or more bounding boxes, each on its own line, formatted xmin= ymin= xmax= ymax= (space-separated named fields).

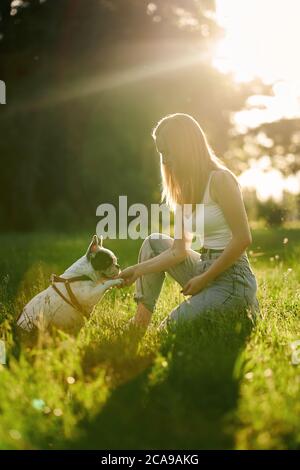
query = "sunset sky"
xmin=214 ymin=0 xmax=300 ymax=128
xmin=214 ymin=0 xmax=300 ymax=201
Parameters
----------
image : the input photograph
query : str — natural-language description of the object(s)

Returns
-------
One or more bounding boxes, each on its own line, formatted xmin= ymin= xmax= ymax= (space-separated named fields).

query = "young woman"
xmin=119 ymin=113 xmax=259 ymax=328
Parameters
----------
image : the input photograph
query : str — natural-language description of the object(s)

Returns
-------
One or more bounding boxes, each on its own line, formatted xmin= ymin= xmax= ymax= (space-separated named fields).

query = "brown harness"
xmin=50 ymin=274 xmax=92 ymax=317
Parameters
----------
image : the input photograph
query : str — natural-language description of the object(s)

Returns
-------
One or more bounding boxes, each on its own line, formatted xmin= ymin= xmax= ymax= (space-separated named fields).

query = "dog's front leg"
xmin=101 ymin=278 xmax=124 ymax=291
xmin=88 ymin=278 xmax=124 ymax=304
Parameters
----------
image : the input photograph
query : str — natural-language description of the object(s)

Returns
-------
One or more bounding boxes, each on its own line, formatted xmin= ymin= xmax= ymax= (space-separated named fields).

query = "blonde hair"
xmin=152 ymin=113 xmax=230 ymax=209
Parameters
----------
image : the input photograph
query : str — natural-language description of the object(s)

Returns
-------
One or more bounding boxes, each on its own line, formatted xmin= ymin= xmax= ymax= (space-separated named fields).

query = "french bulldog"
xmin=16 ymin=235 xmax=123 ymax=334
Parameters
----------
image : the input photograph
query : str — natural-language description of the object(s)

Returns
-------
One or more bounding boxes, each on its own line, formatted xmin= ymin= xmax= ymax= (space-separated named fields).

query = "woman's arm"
xmin=182 ymin=170 xmax=252 ymax=295
xmin=120 ymin=225 xmax=193 ymax=286
xmin=138 ymin=231 xmax=193 ymax=274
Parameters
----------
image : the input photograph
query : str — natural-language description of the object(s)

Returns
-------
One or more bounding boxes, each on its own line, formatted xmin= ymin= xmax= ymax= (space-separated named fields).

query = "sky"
xmin=214 ymin=0 xmax=300 ymax=200
xmin=214 ymin=0 xmax=300 ymax=85
xmin=214 ymin=0 xmax=300 ymax=130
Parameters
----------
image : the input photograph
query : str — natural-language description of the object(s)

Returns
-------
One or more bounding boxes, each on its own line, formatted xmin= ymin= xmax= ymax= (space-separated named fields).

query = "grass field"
xmin=0 ymin=226 xmax=299 ymax=450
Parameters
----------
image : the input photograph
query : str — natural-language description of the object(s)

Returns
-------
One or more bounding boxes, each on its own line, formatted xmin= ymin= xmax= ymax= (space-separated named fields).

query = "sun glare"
xmin=214 ymin=0 xmax=300 ymax=129
xmin=215 ymin=0 xmax=300 ymax=86
xmin=214 ymin=0 xmax=300 ymax=200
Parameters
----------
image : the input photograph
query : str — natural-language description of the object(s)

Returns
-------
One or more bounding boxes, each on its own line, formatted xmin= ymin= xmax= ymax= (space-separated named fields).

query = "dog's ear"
xmin=86 ymin=234 xmax=99 ymax=257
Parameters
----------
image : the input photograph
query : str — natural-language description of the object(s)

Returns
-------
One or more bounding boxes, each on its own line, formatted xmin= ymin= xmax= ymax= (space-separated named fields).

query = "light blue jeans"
xmin=134 ymin=233 xmax=260 ymax=325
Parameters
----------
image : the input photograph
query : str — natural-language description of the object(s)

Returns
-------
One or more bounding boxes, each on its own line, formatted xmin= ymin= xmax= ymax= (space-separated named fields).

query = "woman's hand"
xmin=118 ymin=265 xmax=141 ymax=286
xmin=181 ymin=274 xmax=209 ymax=296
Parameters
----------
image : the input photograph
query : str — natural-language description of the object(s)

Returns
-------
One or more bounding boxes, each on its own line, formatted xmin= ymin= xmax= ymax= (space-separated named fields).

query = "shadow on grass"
xmin=67 ymin=310 xmax=254 ymax=450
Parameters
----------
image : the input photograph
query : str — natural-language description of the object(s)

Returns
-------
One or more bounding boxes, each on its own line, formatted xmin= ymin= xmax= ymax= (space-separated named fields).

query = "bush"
xmin=256 ymin=199 xmax=286 ymax=227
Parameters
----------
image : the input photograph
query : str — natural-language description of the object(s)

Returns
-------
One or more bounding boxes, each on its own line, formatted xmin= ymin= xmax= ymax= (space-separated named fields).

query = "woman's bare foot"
xmin=132 ymin=302 xmax=152 ymax=328
xmin=126 ymin=303 xmax=152 ymax=338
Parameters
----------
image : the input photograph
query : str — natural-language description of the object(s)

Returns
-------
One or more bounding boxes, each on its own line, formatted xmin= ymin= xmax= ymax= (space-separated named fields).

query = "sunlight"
xmin=214 ymin=0 xmax=300 ymax=128
xmin=215 ymin=0 xmax=300 ymax=201
xmin=7 ymin=46 xmax=210 ymax=114
xmin=238 ymin=165 xmax=300 ymax=202
xmin=233 ymin=81 xmax=300 ymax=132
xmin=215 ymin=0 xmax=300 ymax=85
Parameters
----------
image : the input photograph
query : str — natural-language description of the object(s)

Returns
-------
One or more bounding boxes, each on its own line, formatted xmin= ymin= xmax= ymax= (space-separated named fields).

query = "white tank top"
xmin=183 ymin=169 xmax=232 ymax=250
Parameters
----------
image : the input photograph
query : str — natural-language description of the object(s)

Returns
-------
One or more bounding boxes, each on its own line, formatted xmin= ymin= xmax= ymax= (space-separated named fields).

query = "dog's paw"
xmin=109 ymin=278 xmax=124 ymax=287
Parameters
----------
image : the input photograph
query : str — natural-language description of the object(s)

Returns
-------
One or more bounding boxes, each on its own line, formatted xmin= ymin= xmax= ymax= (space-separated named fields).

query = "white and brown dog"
xmin=17 ymin=235 xmax=123 ymax=334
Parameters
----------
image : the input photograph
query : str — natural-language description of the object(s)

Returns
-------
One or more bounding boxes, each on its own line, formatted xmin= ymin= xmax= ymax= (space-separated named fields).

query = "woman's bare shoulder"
xmin=211 ymin=169 xmax=240 ymax=202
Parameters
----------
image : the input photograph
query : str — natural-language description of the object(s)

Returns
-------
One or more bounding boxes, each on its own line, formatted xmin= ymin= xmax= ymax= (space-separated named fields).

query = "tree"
xmin=0 ymin=0 xmax=253 ymax=230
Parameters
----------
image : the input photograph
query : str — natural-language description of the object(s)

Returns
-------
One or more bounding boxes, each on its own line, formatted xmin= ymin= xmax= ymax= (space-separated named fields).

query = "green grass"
xmin=0 ymin=227 xmax=300 ymax=450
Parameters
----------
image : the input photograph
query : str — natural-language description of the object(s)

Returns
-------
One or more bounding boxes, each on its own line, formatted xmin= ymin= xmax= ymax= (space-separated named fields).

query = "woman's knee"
xmin=163 ymin=295 xmax=220 ymax=327
xmin=140 ymin=233 xmax=173 ymax=259
xmin=165 ymin=300 xmax=199 ymax=325
xmin=159 ymin=303 xmax=191 ymax=330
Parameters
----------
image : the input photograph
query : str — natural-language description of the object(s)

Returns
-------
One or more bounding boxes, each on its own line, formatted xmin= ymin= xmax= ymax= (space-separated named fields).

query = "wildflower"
xmin=53 ymin=408 xmax=63 ymax=417
xmin=66 ymin=376 xmax=75 ymax=385
xmin=245 ymin=372 xmax=254 ymax=380
xmin=31 ymin=398 xmax=45 ymax=411
xmin=9 ymin=429 xmax=21 ymax=440
xmin=264 ymin=368 xmax=273 ymax=378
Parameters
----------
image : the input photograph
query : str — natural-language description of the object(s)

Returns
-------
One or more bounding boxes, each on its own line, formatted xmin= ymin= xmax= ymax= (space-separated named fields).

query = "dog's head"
xmin=86 ymin=235 xmax=120 ymax=279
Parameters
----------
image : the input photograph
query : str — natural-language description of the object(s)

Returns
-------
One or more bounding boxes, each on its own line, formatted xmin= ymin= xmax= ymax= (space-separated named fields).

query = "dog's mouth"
xmin=100 ymin=268 xmax=121 ymax=280
xmin=113 ymin=269 xmax=122 ymax=279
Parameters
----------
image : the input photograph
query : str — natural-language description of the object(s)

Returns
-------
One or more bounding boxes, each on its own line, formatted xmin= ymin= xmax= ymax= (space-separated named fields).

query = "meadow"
xmin=0 ymin=225 xmax=299 ymax=450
